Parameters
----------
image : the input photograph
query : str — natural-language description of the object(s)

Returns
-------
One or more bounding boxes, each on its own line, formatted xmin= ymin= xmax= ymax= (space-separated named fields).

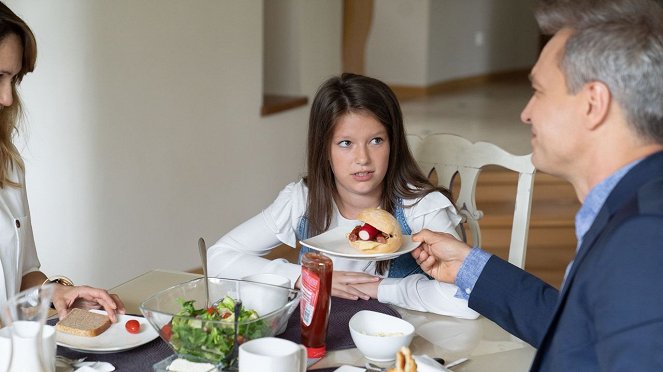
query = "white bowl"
xmin=349 ymin=310 xmax=415 ymax=362
xmin=241 ymin=274 xmax=292 ymax=317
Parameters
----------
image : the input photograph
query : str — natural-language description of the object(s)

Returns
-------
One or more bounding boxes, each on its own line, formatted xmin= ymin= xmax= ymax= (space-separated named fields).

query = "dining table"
xmin=54 ymin=269 xmax=536 ymax=371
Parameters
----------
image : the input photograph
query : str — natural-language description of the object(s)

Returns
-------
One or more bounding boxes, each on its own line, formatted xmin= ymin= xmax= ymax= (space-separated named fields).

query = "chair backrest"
xmin=406 ymin=133 xmax=424 ymax=159
xmin=412 ymin=133 xmax=535 ymax=268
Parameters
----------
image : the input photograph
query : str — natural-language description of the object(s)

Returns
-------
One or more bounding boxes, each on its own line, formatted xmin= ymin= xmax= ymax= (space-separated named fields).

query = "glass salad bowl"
xmin=140 ymin=277 xmax=300 ymax=367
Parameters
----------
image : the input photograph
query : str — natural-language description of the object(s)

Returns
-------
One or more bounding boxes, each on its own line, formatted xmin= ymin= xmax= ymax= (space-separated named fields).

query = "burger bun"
xmin=350 ymin=208 xmax=403 ymax=254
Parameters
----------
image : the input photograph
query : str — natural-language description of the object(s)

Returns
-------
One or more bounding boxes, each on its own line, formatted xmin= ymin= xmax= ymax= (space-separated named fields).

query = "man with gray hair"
xmin=411 ymin=0 xmax=663 ymax=370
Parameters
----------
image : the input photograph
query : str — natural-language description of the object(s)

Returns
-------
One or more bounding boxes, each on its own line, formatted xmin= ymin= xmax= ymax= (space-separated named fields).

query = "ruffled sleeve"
xmin=403 ymin=191 xmax=462 ymax=238
xmin=260 ymin=180 xmax=308 ymax=247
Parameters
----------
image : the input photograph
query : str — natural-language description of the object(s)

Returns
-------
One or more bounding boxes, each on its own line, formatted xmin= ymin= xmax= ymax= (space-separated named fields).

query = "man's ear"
xmin=583 ymin=81 xmax=611 ymax=130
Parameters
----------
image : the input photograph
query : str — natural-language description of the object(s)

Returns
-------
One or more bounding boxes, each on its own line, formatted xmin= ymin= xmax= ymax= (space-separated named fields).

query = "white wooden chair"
xmin=411 ymin=133 xmax=536 ymax=268
xmin=406 ymin=133 xmax=424 ymax=159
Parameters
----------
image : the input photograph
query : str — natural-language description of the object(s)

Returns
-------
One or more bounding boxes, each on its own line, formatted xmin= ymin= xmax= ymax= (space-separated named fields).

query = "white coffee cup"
xmin=241 ymin=274 xmax=291 ymax=317
xmin=239 ymin=337 xmax=306 ymax=372
xmin=0 ymin=322 xmax=56 ymax=372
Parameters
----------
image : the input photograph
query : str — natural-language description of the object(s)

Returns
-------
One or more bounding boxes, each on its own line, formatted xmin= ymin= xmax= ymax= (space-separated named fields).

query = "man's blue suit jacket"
xmin=469 ymin=151 xmax=663 ymax=371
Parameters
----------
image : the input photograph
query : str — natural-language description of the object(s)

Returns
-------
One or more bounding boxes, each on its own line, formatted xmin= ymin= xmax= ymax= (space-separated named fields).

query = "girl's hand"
xmin=350 ymin=280 xmax=381 ymax=299
xmin=332 ymin=271 xmax=380 ymax=300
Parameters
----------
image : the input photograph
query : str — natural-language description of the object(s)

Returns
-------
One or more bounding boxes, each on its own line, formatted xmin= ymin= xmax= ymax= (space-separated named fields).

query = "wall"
xmin=366 ymin=0 xmax=539 ymax=86
xmin=8 ymin=0 xmax=341 ymax=288
xmin=366 ymin=0 xmax=431 ymax=85
xmin=263 ymin=0 xmax=302 ymax=96
xmin=5 ymin=0 xmax=536 ymax=289
xmin=264 ymin=0 xmax=342 ymax=97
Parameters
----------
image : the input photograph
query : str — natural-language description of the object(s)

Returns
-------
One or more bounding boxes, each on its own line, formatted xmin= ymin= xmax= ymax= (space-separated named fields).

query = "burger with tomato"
xmin=347 ymin=208 xmax=403 ymax=254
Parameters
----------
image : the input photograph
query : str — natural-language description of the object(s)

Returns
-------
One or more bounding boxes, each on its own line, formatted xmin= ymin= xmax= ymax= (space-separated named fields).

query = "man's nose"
xmin=520 ymin=97 xmax=533 ymax=125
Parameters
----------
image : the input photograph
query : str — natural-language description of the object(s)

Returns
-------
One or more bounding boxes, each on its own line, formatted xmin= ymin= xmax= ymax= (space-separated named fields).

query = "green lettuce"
xmin=169 ymin=296 xmax=267 ymax=363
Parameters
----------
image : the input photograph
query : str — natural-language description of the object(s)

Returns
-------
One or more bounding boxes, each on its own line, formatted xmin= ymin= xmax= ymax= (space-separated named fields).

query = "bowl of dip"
xmin=348 ymin=310 xmax=415 ymax=362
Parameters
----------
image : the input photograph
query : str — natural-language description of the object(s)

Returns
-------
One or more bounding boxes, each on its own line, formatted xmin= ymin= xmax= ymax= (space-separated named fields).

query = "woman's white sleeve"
xmin=378 ymin=275 xmax=479 ymax=319
xmin=20 ymin=170 xmax=40 ymax=276
xmin=206 ymin=183 xmax=303 ymax=288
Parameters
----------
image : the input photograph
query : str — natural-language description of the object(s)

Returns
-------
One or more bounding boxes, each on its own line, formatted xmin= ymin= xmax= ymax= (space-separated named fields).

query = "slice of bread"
xmin=55 ymin=308 xmax=112 ymax=337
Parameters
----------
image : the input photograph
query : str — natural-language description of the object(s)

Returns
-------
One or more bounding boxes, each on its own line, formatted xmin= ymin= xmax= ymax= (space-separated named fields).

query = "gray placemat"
xmin=49 ymin=299 xmax=400 ymax=371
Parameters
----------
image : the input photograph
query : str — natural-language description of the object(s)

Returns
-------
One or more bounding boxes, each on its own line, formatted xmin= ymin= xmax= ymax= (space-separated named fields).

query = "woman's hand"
xmin=52 ymin=284 xmax=126 ymax=322
xmin=332 ymin=271 xmax=380 ymax=300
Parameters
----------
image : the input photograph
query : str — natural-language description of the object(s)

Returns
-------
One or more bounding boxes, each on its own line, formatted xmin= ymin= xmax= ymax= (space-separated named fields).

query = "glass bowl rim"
xmin=139 ymin=276 xmax=301 ymax=321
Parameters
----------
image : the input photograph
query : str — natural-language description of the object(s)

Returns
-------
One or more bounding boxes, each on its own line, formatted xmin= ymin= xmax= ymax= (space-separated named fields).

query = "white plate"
xmin=56 ymin=310 xmax=159 ymax=353
xmin=300 ymin=226 xmax=420 ymax=261
xmin=334 ymin=366 xmax=366 ymax=372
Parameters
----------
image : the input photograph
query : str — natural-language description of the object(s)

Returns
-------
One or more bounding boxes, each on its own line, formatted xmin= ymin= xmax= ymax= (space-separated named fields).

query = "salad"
xmin=168 ymin=296 xmax=268 ymax=363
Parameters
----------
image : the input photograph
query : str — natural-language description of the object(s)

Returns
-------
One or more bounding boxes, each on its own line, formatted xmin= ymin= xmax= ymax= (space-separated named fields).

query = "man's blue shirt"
xmin=454 ymin=160 xmax=640 ymax=299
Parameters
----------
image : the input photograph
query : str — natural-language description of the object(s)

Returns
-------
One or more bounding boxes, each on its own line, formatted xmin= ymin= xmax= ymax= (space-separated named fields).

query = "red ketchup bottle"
xmin=300 ymin=252 xmax=333 ymax=358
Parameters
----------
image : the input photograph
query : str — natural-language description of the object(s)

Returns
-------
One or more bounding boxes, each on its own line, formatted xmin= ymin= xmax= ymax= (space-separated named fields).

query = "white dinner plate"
xmin=334 ymin=366 xmax=366 ymax=372
xmin=300 ymin=226 xmax=420 ymax=261
xmin=56 ymin=310 xmax=159 ymax=353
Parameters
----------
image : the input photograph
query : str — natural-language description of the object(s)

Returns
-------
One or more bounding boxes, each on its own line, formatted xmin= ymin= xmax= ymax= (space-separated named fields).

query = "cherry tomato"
xmin=125 ymin=319 xmax=141 ymax=334
xmin=206 ymin=307 xmax=216 ymax=315
xmin=161 ymin=323 xmax=172 ymax=341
